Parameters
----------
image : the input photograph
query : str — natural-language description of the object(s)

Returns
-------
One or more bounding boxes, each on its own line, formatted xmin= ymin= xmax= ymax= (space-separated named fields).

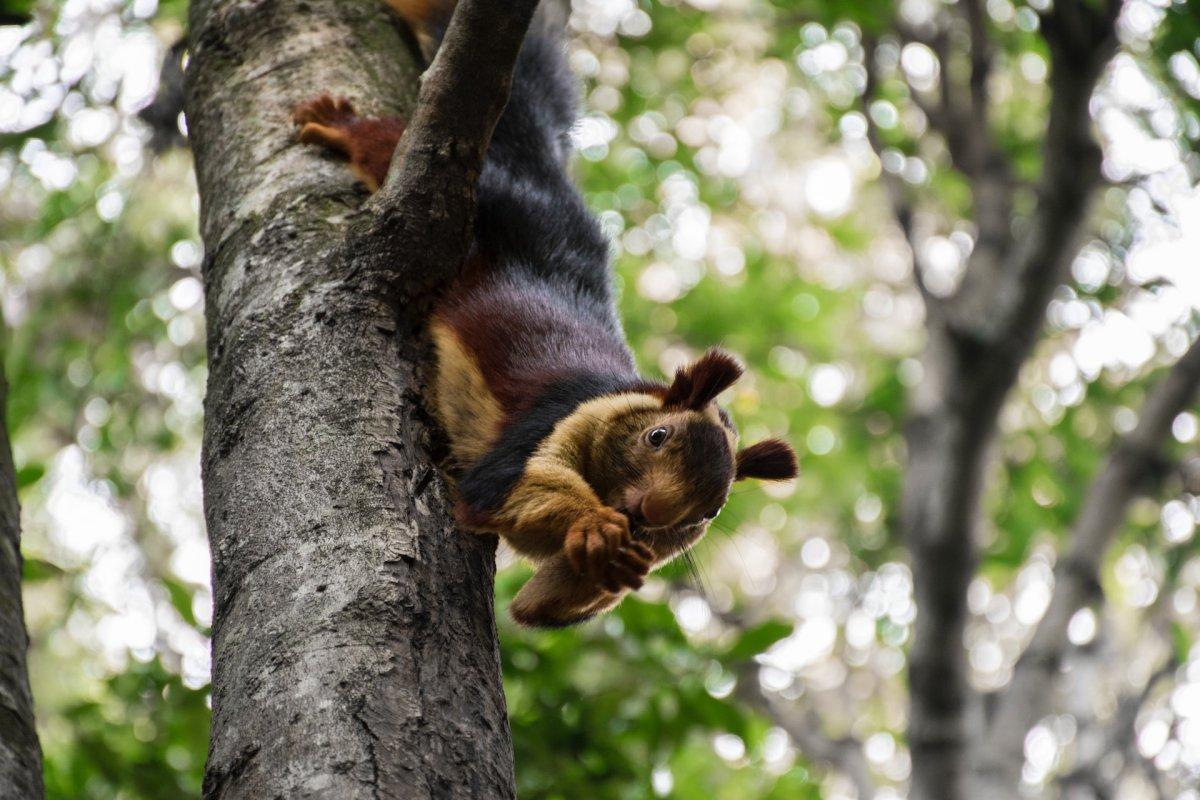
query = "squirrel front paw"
xmin=563 ymin=507 xmax=655 ymax=593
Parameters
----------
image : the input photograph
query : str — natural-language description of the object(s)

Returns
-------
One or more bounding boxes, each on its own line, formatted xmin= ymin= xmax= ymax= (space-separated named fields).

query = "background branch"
xmin=709 ymin=599 xmax=876 ymax=797
xmin=976 ymin=337 xmax=1200 ymax=793
xmin=1059 ymin=657 xmax=1178 ymax=798
xmin=860 ymin=35 xmax=940 ymax=315
xmin=736 ymin=665 xmax=876 ymax=800
xmin=960 ymin=0 xmax=993 ymax=127
xmin=898 ymin=4 xmax=1120 ymax=798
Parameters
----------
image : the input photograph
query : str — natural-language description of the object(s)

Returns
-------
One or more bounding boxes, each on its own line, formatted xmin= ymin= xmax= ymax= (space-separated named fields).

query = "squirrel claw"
xmin=292 ymin=94 xmax=358 ymax=127
xmin=563 ymin=507 xmax=630 ymax=578
xmin=563 ymin=508 xmax=652 ymax=594
xmin=292 ymin=95 xmax=361 ymax=158
xmin=289 ymin=94 xmax=406 ymax=191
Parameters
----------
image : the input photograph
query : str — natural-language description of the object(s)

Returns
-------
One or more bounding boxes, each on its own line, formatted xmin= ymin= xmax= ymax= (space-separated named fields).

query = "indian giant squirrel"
xmin=292 ymin=0 xmax=798 ymax=626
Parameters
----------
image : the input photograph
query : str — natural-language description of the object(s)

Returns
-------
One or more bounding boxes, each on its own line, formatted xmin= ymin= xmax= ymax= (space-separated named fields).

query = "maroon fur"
xmin=662 ymin=349 xmax=743 ymax=411
xmin=293 ymin=95 xmax=407 ymax=191
xmin=434 ymin=277 xmax=647 ymax=421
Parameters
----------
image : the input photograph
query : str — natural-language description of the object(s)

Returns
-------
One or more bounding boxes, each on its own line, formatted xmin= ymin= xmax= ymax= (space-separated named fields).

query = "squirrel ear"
xmin=735 ymin=439 xmax=798 ymax=481
xmin=662 ymin=348 xmax=743 ymax=410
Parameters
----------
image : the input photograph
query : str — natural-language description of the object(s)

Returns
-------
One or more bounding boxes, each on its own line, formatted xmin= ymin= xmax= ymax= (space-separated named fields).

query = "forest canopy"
xmin=1 ymin=0 xmax=1199 ymax=797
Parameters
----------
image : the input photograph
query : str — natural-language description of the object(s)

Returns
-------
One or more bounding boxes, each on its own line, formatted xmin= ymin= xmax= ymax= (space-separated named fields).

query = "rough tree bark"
xmin=0 ymin=370 xmax=44 ymax=800
xmin=184 ymin=0 xmax=535 ymax=796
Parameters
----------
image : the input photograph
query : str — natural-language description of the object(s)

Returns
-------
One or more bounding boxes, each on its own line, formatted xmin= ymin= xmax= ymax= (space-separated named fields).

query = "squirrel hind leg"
xmin=509 ymin=555 xmax=624 ymax=628
xmin=292 ymin=95 xmax=406 ymax=192
xmin=383 ymin=0 xmax=455 ymax=52
xmin=384 ymin=0 xmax=453 ymax=34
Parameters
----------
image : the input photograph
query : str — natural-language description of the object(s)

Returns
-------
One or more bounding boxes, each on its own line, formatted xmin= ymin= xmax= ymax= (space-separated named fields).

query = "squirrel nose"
xmin=622 ymin=487 xmax=680 ymax=528
xmin=620 ymin=489 xmax=648 ymax=526
xmin=637 ymin=493 xmax=675 ymax=527
xmin=628 ymin=491 xmax=676 ymax=527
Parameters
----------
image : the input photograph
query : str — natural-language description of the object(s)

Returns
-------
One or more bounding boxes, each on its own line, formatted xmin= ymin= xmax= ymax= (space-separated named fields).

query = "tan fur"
xmin=486 ymin=460 xmax=602 ymax=557
xmin=484 ymin=393 xmax=661 ymax=556
xmin=541 ymin=393 xmax=664 ymax=457
xmin=429 ymin=320 xmax=504 ymax=466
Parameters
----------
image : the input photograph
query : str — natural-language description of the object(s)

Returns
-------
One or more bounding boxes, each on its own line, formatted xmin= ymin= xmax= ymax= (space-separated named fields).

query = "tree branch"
xmin=1059 ymin=657 xmax=1178 ymax=797
xmin=976 ymin=336 xmax=1200 ymax=795
xmin=707 ymin=601 xmax=877 ymax=798
xmin=736 ymin=666 xmax=876 ymax=800
xmin=355 ymin=0 xmax=541 ymax=306
xmin=899 ymin=5 xmax=1120 ymax=798
xmin=953 ymin=0 xmax=1119 ymax=351
xmin=960 ymin=0 xmax=993 ymax=141
xmin=895 ymin=8 xmax=1005 ymax=192
xmin=860 ymin=35 xmax=942 ymax=316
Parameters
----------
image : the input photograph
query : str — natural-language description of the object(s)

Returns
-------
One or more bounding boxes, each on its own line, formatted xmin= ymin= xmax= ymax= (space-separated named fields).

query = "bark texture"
xmin=184 ymin=0 xmax=534 ymax=796
xmin=0 ymin=372 xmax=43 ymax=800
xmin=894 ymin=37 xmax=1113 ymax=800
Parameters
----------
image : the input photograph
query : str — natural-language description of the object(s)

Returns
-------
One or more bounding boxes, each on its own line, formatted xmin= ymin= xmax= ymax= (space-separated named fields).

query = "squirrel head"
xmin=583 ymin=349 xmax=797 ymax=554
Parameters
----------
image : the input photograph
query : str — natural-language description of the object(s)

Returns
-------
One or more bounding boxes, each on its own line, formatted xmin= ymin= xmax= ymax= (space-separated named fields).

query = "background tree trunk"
xmin=0 ymin=371 xmax=44 ymax=800
xmin=861 ymin=3 xmax=1121 ymax=797
xmin=184 ymin=0 xmax=516 ymax=796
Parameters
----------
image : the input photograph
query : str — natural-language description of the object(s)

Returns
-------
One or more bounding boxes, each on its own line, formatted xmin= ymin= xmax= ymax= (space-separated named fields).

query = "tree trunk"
xmin=897 ymin=6 xmax=1118 ymax=795
xmin=0 ymin=371 xmax=44 ymax=799
xmin=184 ymin=0 xmax=515 ymax=797
xmin=900 ymin=330 xmax=995 ymax=800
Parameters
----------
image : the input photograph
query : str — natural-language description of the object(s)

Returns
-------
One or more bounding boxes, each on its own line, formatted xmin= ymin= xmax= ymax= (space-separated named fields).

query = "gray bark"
xmin=0 ymin=371 xmax=44 ymax=799
xmin=184 ymin=0 xmax=534 ymax=796
xmin=869 ymin=3 xmax=1121 ymax=798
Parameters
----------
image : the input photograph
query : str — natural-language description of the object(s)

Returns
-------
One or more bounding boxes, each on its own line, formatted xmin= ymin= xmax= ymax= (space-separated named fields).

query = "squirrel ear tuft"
xmin=735 ymin=439 xmax=798 ymax=481
xmin=663 ymin=349 xmax=743 ymax=410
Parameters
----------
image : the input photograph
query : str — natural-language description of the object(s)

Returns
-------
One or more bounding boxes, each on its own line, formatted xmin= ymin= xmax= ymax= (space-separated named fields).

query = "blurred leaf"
xmin=723 ymin=619 xmax=793 ymax=662
xmin=22 ymin=557 xmax=62 ymax=582
xmin=16 ymin=462 xmax=44 ymax=488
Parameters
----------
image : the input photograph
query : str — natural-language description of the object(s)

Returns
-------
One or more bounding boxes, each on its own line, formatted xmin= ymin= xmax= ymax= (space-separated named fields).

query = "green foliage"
xmin=41 ymin=661 xmax=208 ymax=800
xmin=499 ymin=571 xmax=809 ymax=799
xmin=5 ymin=0 xmax=1200 ymax=796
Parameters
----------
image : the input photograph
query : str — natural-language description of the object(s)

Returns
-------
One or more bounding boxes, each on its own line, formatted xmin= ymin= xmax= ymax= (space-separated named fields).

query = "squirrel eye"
xmin=645 ymin=426 xmax=670 ymax=448
xmin=703 ymin=507 xmax=721 ymax=520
